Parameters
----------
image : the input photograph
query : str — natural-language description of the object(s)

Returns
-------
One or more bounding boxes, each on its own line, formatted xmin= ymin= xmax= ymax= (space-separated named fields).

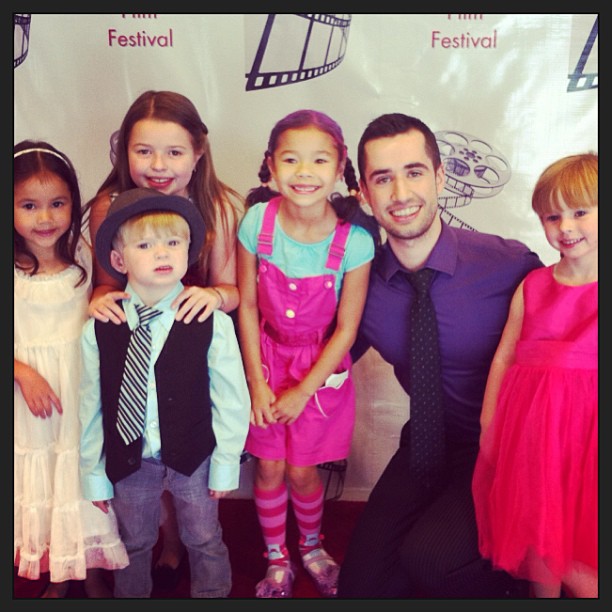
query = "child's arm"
xmin=79 ymin=320 xmax=115 ymax=504
xmin=479 ymin=281 xmax=525 ymax=441
xmin=237 ymin=243 xmax=277 ymax=428
xmin=272 ymin=261 xmax=372 ymax=425
xmin=172 ymin=204 xmax=240 ymax=323
xmin=207 ymin=214 xmax=240 ymax=313
xmin=14 ymin=358 xmax=62 ymax=417
xmin=87 ymin=191 xmax=130 ymax=324
xmin=208 ymin=310 xmax=251 ymax=495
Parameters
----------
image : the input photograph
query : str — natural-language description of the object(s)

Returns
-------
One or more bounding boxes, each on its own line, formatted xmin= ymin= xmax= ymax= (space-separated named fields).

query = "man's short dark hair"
xmin=357 ymin=113 xmax=442 ymax=180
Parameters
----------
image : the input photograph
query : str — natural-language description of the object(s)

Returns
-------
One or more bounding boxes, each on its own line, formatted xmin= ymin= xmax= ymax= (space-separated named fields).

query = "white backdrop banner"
xmin=14 ymin=13 xmax=598 ymax=498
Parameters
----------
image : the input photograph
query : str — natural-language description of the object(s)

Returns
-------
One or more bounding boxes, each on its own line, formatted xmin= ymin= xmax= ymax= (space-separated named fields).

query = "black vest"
xmin=95 ymin=313 xmax=215 ymax=483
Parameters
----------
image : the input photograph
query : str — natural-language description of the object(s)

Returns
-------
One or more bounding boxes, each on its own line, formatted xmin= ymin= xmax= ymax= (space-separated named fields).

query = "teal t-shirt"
xmin=238 ymin=201 xmax=375 ymax=298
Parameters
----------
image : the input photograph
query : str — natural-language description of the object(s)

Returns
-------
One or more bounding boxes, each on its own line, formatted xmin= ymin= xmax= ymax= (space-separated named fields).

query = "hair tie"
xmin=14 ymin=147 xmax=71 ymax=168
xmin=349 ymin=189 xmax=359 ymax=198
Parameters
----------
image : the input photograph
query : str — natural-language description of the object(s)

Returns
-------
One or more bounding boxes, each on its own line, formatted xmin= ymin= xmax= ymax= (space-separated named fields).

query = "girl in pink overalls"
xmin=238 ymin=110 xmax=379 ymax=598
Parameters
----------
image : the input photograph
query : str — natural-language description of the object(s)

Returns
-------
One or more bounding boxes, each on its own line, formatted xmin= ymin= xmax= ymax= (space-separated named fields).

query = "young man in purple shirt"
xmin=337 ymin=114 xmax=543 ymax=598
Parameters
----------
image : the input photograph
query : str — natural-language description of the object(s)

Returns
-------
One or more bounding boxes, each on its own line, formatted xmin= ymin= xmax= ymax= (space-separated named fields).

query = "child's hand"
xmin=172 ymin=286 xmax=220 ymax=324
xmin=16 ymin=365 xmax=62 ymax=418
xmin=92 ymin=500 xmax=111 ymax=514
xmin=209 ymin=489 xmax=231 ymax=499
xmin=271 ymin=386 xmax=310 ymax=425
xmin=89 ymin=290 xmax=130 ymax=324
xmin=250 ymin=381 xmax=277 ymax=428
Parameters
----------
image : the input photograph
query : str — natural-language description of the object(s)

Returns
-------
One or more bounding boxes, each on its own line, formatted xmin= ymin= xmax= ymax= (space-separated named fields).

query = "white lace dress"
xmin=14 ymin=239 xmax=128 ymax=582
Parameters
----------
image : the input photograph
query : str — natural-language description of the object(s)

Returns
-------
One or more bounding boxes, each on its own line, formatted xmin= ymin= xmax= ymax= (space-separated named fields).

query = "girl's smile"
xmin=14 ymin=173 xmax=72 ymax=261
xmin=268 ymin=126 xmax=343 ymax=211
xmin=128 ymin=118 xmax=202 ymax=198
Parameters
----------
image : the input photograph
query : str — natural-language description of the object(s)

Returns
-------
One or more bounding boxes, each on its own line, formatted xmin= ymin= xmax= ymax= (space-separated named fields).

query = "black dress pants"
xmin=337 ymin=441 xmax=526 ymax=598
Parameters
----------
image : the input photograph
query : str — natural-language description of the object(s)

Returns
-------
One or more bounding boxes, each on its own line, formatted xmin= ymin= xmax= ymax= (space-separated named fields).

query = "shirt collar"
xmin=375 ymin=219 xmax=458 ymax=282
xmin=122 ymin=282 xmax=184 ymax=331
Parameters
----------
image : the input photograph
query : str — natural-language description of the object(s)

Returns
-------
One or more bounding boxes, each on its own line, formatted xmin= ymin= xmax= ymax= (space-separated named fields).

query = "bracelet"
xmin=211 ymin=287 xmax=225 ymax=310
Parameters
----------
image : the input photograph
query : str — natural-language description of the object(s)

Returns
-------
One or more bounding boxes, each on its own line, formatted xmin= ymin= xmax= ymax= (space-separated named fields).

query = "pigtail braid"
xmin=330 ymin=156 xmax=381 ymax=248
xmin=246 ymin=153 xmax=280 ymax=207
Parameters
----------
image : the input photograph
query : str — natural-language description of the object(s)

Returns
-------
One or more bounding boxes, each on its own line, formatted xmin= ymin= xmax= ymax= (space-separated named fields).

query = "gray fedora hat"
xmin=95 ymin=187 xmax=206 ymax=283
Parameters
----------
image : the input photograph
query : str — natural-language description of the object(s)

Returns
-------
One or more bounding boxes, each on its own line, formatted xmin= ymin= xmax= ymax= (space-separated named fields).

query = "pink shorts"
xmin=245 ymin=365 xmax=355 ymax=466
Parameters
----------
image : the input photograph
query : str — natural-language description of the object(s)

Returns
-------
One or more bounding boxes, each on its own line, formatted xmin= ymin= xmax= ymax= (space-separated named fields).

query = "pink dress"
xmin=472 ymin=265 xmax=598 ymax=585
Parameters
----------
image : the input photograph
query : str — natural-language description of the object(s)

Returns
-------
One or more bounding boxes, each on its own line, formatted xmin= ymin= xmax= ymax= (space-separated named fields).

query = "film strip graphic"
xmin=567 ymin=15 xmax=598 ymax=92
xmin=245 ymin=14 xmax=351 ymax=91
xmin=14 ymin=13 xmax=31 ymax=68
xmin=435 ymin=130 xmax=512 ymax=232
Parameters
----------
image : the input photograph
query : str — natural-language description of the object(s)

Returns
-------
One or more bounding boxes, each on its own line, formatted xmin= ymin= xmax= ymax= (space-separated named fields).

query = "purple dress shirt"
xmin=352 ymin=220 xmax=543 ymax=445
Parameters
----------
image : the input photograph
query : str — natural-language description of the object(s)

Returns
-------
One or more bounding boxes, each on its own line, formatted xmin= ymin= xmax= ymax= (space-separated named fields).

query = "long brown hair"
xmin=84 ymin=90 xmax=243 ymax=280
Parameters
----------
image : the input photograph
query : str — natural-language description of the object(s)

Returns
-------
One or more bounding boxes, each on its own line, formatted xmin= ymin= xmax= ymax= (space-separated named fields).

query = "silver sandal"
xmin=255 ymin=561 xmax=295 ymax=598
xmin=300 ymin=546 xmax=340 ymax=598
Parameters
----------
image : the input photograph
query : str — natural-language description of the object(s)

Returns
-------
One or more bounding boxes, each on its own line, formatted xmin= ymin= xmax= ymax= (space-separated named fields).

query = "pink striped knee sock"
xmin=290 ymin=483 xmax=324 ymax=550
xmin=254 ymin=483 xmax=289 ymax=562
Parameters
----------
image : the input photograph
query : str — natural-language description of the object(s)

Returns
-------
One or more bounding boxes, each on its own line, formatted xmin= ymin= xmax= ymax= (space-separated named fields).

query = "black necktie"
xmin=116 ymin=304 xmax=161 ymax=445
xmin=405 ymin=268 xmax=445 ymax=486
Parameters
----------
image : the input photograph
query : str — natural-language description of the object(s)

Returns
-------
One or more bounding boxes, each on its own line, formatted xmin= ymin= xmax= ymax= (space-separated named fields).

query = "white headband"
xmin=13 ymin=147 xmax=71 ymax=167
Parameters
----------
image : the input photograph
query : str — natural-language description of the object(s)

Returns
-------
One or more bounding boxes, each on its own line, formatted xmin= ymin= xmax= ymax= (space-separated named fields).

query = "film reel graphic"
xmin=567 ymin=15 xmax=598 ymax=92
xmin=14 ymin=13 xmax=31 ymax=69
xmin=245 ymin=14 xmax=351 ymax=91
xmin=435 ymin=130 xmax=512 ymax=231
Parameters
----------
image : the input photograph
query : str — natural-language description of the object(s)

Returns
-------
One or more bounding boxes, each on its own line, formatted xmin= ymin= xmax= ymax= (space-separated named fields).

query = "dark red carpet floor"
xmin=13 ymin=498 xmax=365 ymax=599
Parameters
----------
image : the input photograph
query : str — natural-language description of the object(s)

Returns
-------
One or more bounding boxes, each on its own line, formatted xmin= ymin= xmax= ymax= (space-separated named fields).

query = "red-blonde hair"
xmin=532 ymin=152 xmax=598 ymax=216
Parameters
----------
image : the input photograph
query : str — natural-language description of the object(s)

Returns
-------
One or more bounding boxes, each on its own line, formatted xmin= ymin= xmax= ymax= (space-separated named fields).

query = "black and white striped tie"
xmin=116 ymin=304 xmax=161 ymax=445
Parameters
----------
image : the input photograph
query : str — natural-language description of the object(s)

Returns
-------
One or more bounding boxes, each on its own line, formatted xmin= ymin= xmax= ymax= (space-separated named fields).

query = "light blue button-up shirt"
xmin=79 ymin=281 xmax=250 ymax=502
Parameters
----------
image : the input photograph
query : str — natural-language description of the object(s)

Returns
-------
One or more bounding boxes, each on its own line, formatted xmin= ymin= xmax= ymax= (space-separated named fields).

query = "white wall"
xmin=14 ymin=14 xmax=598 ymax=500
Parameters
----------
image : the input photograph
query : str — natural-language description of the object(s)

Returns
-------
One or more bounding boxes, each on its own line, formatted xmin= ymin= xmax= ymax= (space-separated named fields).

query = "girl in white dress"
xmin=14 ymin=141 xmax=128 ymax=597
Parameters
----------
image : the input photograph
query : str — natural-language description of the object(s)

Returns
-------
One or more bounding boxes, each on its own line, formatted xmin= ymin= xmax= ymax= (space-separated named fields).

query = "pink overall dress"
xmin=245 ymin=197 xmax=356 ymax=467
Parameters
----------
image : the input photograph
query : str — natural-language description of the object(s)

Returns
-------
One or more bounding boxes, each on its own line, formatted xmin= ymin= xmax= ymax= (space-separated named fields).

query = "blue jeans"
xmin=112 ymin=456 xmax=231 ymax=598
